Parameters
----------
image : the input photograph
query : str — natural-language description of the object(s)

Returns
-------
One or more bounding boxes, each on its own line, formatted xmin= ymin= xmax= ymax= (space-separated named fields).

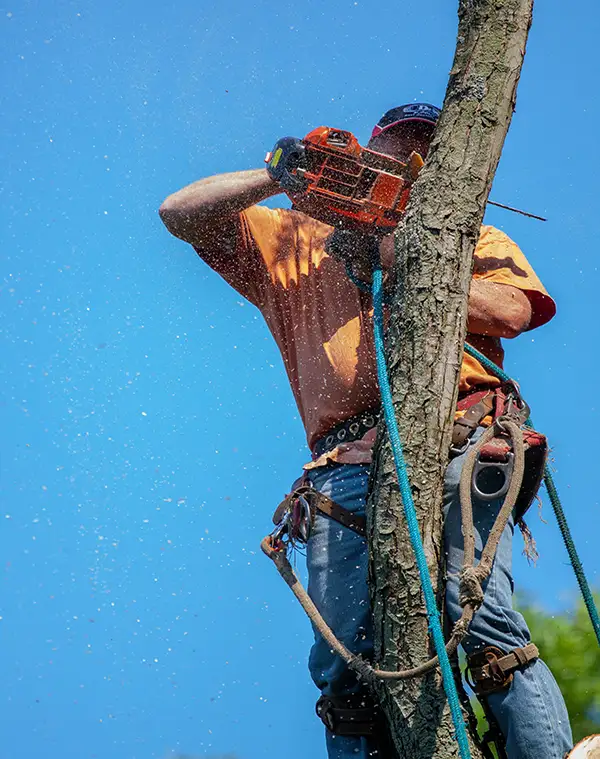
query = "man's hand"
xmin=265 ymin=137 xmax=308 ymax=193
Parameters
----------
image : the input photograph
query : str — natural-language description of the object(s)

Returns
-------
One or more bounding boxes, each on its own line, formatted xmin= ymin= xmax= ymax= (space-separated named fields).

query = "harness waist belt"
xmin=312 ymin=408 xmax=380 ymax=459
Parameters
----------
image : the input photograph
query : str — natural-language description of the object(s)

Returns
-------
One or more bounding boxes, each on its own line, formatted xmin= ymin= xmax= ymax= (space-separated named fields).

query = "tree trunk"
xmin=367 ymin=1 xmax=534 ymax=757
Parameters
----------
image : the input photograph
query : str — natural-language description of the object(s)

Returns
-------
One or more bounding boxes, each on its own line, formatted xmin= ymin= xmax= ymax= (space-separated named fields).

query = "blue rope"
xmin=463 ymin=343 xmax=600 ymax=646
xmin=371 ymin=266 xmax=472 ymax=758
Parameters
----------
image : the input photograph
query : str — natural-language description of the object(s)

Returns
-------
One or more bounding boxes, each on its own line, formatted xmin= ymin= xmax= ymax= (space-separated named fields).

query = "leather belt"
xmin=451 ymin=391 xmax=495 ymax=452
xmin=313 ymin=491 xmax=366 ymax=536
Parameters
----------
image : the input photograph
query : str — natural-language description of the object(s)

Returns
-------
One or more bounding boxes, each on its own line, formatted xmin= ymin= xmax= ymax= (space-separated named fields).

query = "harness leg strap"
xmin=466 ymin=643 xmax=539 ymax=696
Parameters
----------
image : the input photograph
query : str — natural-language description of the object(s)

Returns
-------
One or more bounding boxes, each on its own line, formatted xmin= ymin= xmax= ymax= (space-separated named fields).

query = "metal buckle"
xmin=472 ymin=453 xmax=514 ymax=502
xmin=450 ymin=438 xmax=471 ymax=457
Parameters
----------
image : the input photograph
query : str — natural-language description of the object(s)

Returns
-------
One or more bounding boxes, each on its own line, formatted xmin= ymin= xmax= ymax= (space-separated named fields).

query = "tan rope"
xmin=261 ymin=418 xmax=526 ymax=682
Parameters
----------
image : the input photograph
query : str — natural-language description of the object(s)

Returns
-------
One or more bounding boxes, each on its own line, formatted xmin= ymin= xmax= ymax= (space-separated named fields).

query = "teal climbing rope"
xmin=464 ymin=342 xmax=600 ymax=646
xmin=372 ymin=265 xmax=473 ymax=759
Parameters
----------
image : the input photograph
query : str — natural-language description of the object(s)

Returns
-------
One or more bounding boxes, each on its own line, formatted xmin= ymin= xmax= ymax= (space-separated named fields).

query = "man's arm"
xmin=467 ymin=279 xmax=532 ymax=339
xmin=325 ymin=233 xmax=530 ymax=339
xmin=159 ymin=169 xmax=281 ymax=255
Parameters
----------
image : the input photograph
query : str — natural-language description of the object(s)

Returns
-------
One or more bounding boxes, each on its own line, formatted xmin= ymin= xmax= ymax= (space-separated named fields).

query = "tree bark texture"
xmin=367 ymin=1 xmax=533 ymax=757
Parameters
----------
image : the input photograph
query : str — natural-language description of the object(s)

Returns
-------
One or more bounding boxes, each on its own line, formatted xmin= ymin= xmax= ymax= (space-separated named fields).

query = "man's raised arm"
xmin=159 ymin=169 xmax=281 ymax=255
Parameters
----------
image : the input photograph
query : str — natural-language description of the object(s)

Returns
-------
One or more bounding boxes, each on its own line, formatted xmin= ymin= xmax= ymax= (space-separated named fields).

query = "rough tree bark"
xmin=367 ymin=1 xmax=534 ymax=757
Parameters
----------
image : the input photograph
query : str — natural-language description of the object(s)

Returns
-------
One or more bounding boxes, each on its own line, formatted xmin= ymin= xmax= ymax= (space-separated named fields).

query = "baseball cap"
xmin=371 ymin=103 xmax=441 ymax=139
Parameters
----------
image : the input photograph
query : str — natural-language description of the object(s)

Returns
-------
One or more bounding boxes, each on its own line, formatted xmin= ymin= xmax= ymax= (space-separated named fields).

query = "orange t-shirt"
xmin=194 ymin=206 xmax=555 ymax=467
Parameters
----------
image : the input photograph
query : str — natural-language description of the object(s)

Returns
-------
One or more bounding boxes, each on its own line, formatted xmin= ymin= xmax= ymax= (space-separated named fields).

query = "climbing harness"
xmin=262 ymin=278 xmax=525 ymax=758
xmin=453 ymin=385 xmax=547 ymax=527
xmin=262 ymin=252 xmax=600 ymax=757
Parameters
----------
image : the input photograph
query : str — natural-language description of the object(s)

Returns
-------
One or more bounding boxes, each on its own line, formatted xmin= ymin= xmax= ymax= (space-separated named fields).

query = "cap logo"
xmin=401 ymin=103 xmax=440 ymax=121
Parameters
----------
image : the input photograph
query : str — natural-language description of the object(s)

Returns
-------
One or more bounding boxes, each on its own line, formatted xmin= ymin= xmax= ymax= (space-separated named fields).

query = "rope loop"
xmin=459 ymin=566 xmax=486 ymax=611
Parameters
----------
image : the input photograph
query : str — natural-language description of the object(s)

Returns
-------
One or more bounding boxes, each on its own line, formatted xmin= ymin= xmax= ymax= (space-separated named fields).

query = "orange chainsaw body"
xmin=288 ymin=126 xmax=423 ymax=232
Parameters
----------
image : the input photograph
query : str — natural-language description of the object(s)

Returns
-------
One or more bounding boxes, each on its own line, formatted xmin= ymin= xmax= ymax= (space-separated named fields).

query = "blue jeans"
xmin=305 ymin=434 xmax=573 ymax=759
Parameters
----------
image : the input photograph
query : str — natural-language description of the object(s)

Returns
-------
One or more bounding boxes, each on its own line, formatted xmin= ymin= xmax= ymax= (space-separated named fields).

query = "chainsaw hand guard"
xmin=265 ymin=136 xmax=308 ymax=193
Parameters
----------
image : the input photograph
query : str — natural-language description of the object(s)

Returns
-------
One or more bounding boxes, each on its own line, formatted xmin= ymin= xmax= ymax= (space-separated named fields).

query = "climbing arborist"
xmin=159 ymin=103 xmax=573 ymax=759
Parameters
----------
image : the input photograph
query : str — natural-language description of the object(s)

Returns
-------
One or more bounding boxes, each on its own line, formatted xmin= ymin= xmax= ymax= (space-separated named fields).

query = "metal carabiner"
xmin=505 ymin=393 xmax=530 ymax=426
xmin=269 ymin=517 xmax=289 ymax=546
xmin=291 ymin=493 xmax=313 ymax=545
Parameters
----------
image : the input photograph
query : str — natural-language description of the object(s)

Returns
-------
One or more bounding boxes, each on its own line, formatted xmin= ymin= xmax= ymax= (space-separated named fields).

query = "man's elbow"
xmin=159 ymin=194 xmax=185 ymax=236
xmin=159 ymin=193 xmax=204 ymax=243
xmin=501 ymin=298 xmax=532 ymax=339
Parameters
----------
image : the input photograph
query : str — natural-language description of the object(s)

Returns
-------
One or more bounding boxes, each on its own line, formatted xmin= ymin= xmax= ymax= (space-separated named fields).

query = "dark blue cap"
xmin=371 ymin=103 xmax=441 ymax=138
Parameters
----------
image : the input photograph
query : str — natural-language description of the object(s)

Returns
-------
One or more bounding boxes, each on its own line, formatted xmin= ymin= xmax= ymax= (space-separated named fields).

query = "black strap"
xmin=312 ymin=408 xmax=380 ymax=458
xmin=316 ymin=694 xmax=380 ymax=736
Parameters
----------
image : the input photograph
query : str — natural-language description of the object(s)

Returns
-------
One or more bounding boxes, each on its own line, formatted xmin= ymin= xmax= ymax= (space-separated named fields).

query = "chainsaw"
xmin=265 ymin=126 xmax=425 ymax=234
xmin=265 ymin=126 xmax=546 ymax=231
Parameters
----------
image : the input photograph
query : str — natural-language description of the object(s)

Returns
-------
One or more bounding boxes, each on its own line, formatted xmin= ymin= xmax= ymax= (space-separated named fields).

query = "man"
xmin=159 ymin=103 xmax=573 ymax=759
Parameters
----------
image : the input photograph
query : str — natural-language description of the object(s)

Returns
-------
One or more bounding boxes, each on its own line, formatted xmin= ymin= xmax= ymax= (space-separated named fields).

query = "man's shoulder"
xmin=475 ymin=224 xmax=525 ymax=263
xmin=477 ymin=224 xmax=518 ymax=248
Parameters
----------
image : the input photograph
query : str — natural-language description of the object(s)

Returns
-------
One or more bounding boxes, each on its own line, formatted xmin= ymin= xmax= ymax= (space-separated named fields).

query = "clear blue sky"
xmin=1 ymin=1 xmax=598 ymax=758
